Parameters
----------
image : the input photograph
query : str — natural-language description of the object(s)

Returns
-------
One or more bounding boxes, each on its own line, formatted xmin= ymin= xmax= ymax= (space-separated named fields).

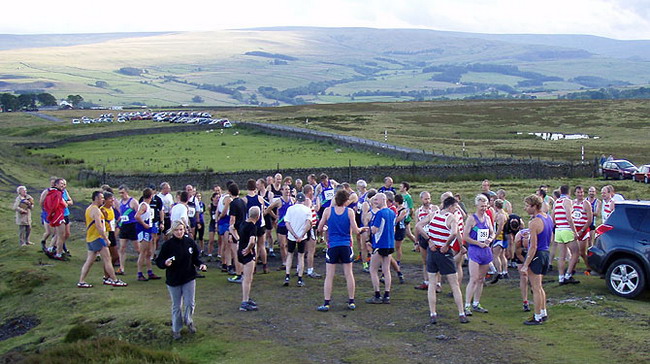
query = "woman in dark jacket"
xmin=156 ymin=220 xmax=206 ymax=340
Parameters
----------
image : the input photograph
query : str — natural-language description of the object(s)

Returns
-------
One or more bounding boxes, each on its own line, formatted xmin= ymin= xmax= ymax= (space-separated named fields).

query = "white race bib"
xmin=120 ymin=215 xmax=129 ymax=223
xmin=110 ymin=220 xmax=116 ymax=231
xmin=477 ymin=228 xmax=489 ymax=242
xmin=324 ymin=189 xmax=335 ymax=201
xmin=572 ymin=210 xmax=582 ymax=220
xmin=188 ymin=207 xmax=196 ymax=218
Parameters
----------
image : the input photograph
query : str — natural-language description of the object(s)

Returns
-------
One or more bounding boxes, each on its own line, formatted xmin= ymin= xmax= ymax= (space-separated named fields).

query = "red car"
xmin=633 ymin=164 xmax=650 ymax=183
xmin=603 ymin=159 xmax=637 ymax=180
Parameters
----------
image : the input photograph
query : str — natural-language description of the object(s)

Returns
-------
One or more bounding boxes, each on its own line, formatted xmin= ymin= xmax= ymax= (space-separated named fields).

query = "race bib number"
xmin=572 ymin=210 xmax=583 ymax=220
xmin=324 ymin=189 xmax=335 ymax=201
xmin=477 ymin=228 xmax=489 ymax=242
xmin=120 ymin=215 xmax=129 ymax=223
xmin=188 ymin=207 xmax=196 ymax=218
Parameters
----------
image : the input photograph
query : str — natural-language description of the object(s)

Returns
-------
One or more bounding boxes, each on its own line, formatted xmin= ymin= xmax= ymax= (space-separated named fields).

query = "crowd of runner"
xmin=13 ymin=174 xmax=627 ymax=338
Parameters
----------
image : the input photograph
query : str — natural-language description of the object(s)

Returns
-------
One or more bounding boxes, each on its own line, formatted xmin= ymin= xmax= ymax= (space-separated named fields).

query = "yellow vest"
xmin=100 ymin=205 xmax=115 ymax=232
xmin=86 ymin=205 xmax=104 ymax=242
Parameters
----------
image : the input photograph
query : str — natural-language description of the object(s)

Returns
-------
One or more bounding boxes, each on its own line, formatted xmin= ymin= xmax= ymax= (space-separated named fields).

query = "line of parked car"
xmin=602 ymin=159 xmax=650 ymax=183
xmin=71 ymin=111 xmax=232 ymax=128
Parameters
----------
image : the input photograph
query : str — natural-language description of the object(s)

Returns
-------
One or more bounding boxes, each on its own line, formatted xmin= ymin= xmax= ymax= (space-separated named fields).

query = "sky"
xmin=3 ymin=0 xmax=649 ymax=40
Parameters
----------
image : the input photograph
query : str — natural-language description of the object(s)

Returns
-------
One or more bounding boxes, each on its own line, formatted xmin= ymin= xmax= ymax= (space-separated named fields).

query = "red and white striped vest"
xmin=572 ymin=200 xmax=589 ymax=229
xmin=417 ymin=205 xmax=436 ymax=221
xmin=554 ymin=196 xmax=572 ymax=230
xmin=602 ymin=199 xmax=614 ymax=222
xmin=427 ymin=211 xmax=453 ymax=248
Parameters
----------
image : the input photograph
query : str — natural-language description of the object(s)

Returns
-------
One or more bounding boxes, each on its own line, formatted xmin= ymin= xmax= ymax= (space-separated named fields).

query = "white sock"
xmin=431 ymin=312 xmax=437 ymax=317
xmin=465 ymin=303 xmax=471 ymax=309
xmin=559 ymin=275 xmax=564 ymax=282
xmin=424 ymin=280 xmax=429 ymax=285
xmin=541 ymin=309 xmax=547 ymax=316
xmin=564 ymin=273 xmax=571 ymax=279
xmin=534 ymin=313 xmax=543 ymax=321
xmin=488 ymin=263 xmax=496 ymax=273
xmin=473 ymin=301 xmax=479 ymax=307
xmin=307 ymin=268 xmax=313 ymax=275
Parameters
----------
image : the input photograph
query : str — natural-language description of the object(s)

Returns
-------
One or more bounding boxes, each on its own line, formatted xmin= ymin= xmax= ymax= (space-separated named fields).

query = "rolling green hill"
xmin=1 ymin=27 xmax=649 ymax=107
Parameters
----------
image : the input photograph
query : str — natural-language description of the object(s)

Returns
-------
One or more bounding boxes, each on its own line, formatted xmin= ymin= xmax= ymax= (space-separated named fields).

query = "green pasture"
xmin=214 ymin=99 xmax=650 ymax=165
xmin=30 ymin=127 xmax=420 ymax=174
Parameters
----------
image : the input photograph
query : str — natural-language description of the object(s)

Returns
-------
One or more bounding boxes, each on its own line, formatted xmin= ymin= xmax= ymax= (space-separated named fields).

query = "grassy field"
xmin=1 ymin=102 xmax=649 ymax=363
xmin=201 ymin=99 xmax=650 ymax=165
xmin=0 ymin=174 xmax=648 ymax=363
xmin=31 ymin=127 xmax=419 ymax=174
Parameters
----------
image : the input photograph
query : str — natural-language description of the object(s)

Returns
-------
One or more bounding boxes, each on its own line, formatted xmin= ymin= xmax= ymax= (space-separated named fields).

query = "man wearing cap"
xmin=283 ymin=192 xmax=313 ymax=287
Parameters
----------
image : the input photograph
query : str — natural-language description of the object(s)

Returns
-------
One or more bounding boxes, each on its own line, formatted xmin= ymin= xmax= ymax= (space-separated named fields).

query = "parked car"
xmin=602 ymin=159 xmax=637 ymax=180
xmin=71 ymin=119 xmax=80 ymax=124
xmin=588 ymin=201 xmax=650 ymax=298
xmin=633 ymin=164 xmax=650 ymax=184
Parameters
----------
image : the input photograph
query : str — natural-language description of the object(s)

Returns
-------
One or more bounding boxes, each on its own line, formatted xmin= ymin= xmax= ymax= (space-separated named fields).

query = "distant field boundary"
xmin=79 ymin=160 xmax=597 ymax=190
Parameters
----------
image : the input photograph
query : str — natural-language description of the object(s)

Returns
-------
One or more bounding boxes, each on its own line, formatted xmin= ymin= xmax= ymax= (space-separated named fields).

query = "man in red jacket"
xmin=43 ymin=178 xmax=68 ymax=260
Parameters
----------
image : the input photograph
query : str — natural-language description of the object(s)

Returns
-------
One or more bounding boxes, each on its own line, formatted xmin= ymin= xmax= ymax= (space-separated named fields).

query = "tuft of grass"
xmin=63 ymin=323 xmax=96 ymax=343
xmin=22 ymin=337 xmax=190 ymax=364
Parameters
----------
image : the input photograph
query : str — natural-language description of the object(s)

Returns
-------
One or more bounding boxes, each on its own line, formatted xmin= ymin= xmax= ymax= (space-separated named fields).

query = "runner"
xmin=77 ymin=191 xmax=127 ymax=288
xmin=135 ymin=188 xmax=160 ymax=281
xmin=257 ymin=178 xmax=274 ymax=268
xmin=170 ymin=191 xmax=190 ymax=229
xmin=600 ymin=185 xmax=615 ymax=223
xmin=237 ymin=206 xmax=261 ymax=311
xmin=42 ymin=178 xmax=69 ymax=260
xmin=242 ymin=179 xmax=268 ymax=274
xmin=14 ymin=186 xmax=34 ymax=247
xmin=302 ymin=184 xmax=322 ymax=279
xmin=39 ymin=177 xmax=57 ymax=252
xmin=316 ymin=189 xmax=366 ymax=312
xmin=115 ymin=185 xmax=140 ymax=275
xmin=399 ymin=181 xmax=418 ymax=247
xmin=414 ymin=191 xmax=438 ymax=290
xmin=227 ymin=183 xmax=247 ymax=283
xmin=195 ymin=192 xmax=206 ymax=255
xmin=155 ymin=221 xmax=207 ymax=339
xmin=393 ymin=194 xmax=408 ymax=267
xmin=490 ymin=199 xmax=509 ymax=283
xmin=481 ymin=179 xmax=495 ymax=196
xmin=513 ymin=227 xmax=531 ymax=312
xmin=265 ymin=184 xmax=295 ymax=271
xmin=586 ymin=186 xmax=601 ymax=247
xmin=365 ymin=193 xmax=395 ymax=304
xmin=217 ymin=182 xmax=234 ymax=274
xmin=157 ymin=182 xmax=174 ymax=239
xmin=207 ymin=191 xmax=220 ymax=262
xmin=504 ymin=213 xmax=524 ymax=268
xmin=100 ymin=191 xmax=120 ymax=268
xmin=355 ymin=180 xmax=370 ymax=271
xmin=553 ymin=185 xmax=579 ymax=285
xmin=573 ymin=186 xmax=593 ymax=275
xmin=426 ymin=196 xmax=469 ymax=324
xmin=521 ymin=194 xmax=551 ymax=325
xmin=147 ymin=184 xmax=164 ymax=262
xmin=377 ymin=176 xmax=396 ymax=195
xmin=284 ymin=192 xmax=312 ymax=287
xmin=186 ymin=185 xmax=198 ymax=239
xmin=267 ymin=173 xmax=283 ymax=257
xmin=463 ymin=194 xmax=494 ymax=315
xmin=496 ymin=189 xmax=513 ymax=214
xmin=314 ymin=173 xmax=338 ymax=219
xmin=61 ymin=180 xmax=73 ymax=256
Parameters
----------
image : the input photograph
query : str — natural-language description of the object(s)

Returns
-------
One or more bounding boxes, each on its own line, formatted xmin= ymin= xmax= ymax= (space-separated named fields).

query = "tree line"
xmin=0 ymin=93 xmax=85 ymax=111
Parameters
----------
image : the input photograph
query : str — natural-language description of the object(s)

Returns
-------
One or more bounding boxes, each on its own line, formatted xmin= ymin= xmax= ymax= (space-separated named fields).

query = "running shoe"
xmin=77 ymin=282 xmax=93 ymax=288
xmin=414 ymin=283 xmax=428 ymax=290
xmin=227 ymin=268 xmax=237 ymax=275
xmin=365 ymin=296 xmax=383 ymax=304
xmin=188 ymin=323 xmax=197 ymax=334
xmin=268 ymin=251 xmax=276 ymax=258
xmin=109 ymin=279 xmax=128 ymax=287
xmin=362 ymin=267 xmax=370 ymax=274
xmin=115 ymin=269 xmax=125 ymax=276
xmin=584 ymin=269 xmax=592 ymax=276
xmin=523 ymin=303 xmax=531 ymax=312
xmin=308 ymin=271 xmax=322 ymax=279
xmin=40 ymin=240 xmax=46 ymax=253
xmin=541 ymin=315 xmax=549 ymax=322
xmin=398 ymin=274 xmax=405 ymax=284
xmin=382 ymin=296 xmax=391 ymax=304
xmin=524 ymin=317 xmax=543 ymax=325
xmin=277 ymin=265 xmax=287 ymax=271
xmin=297 ymin=280 xmax=305 ymax=287
xmin=247 ymin=299 xmax=257 ymax=308
xmin=283 ymin=277 xmax=290 ymax=286
xmin=228 ymin=276 xmax=243 ymax=284
xmin=472 ymin=304 xmax=488 ymax=313
xmin=435 ymin=284 xmax=442 ymax=293
xmin=239 ymin=301 xmax=258 ymax=311
xmin=263 ymin=266 xmax=270 ymax=274
xmin=347 ymin=302 xmax=356 ymax=310
xmin=464 ymin=307 xmax=473 ymax=316
xmin=566 ymin=276 xmax=581 ymax=284
xmin=459 ymin=315 xmax=470 ymax=324
xmin=148 ymin=273 xmax=161 ymax=280
xmin=490 ymin=273 xmax=501 ymax=284
xmin=137 ymin=275 xmax=148 ymax=282
xmin=317 ymin=304 xmax=330 ymax=312
xmin=502 ymin=273 xmax=510 ymax=279
xmin=429 ymin=314 xmax=437 ymax=324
